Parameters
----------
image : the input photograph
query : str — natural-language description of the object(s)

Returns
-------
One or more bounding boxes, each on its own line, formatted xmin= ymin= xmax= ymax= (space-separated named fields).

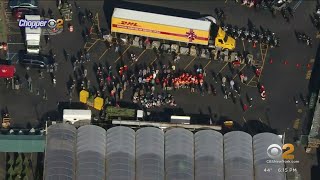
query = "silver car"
xmin=9 ymin=0 xmax=38 ymax=10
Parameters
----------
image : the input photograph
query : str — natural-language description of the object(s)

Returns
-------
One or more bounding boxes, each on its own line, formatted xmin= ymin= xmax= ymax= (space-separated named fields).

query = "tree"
xmin=7 ymin=165 xmax=14 ymax=176
xmin=23 ymin=158 xmax=29 ymax=167
xmin=15 ymin=174 xmax=22 ymax=180
xmin=13 ymin=163 xmax=22 ymax=176
xmin=7 ymin=175 xmax=13 ymax=180
xmin=22 ymin=165 xmax=29 ymax=176
xmin=15 ymin=154 xmax=22 ymax=165
xmin=7 ymin=155 xmax=14 ymax=166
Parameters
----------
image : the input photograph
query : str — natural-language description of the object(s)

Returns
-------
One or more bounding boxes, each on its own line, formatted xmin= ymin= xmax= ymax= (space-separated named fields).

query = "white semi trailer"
xmin=24 ymin=15 xmax=41 ymax=54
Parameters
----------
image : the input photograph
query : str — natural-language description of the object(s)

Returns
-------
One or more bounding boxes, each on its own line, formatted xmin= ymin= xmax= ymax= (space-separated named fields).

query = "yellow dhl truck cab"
xmin=209 ymin=24 xmax=235 ymax=50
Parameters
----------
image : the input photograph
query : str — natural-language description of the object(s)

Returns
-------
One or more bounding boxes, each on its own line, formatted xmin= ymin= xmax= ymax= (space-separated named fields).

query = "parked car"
xmin=12 ymin=8 xmax=38 ymax=20
xmin=9 ymin=0 xmax=38 ymax=10
xmin=19 ymin=54 xmax=52 ymax=69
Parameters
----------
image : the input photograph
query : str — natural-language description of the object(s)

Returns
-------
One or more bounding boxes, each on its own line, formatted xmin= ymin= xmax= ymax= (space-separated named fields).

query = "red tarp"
xmin=0 ymin=65 xmax=15 ymax=78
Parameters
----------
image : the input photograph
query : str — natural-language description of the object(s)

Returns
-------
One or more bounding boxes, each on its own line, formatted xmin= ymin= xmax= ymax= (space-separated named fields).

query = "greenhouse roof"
xmin=44 ymin=125 xmax=286 ymax=180
xmin=0 ymin=135 xmax=45 ymax=152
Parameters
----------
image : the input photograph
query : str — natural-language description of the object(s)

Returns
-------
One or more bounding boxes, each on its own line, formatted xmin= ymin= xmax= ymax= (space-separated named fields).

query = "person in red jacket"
xmin=243 ymin=104 xmax=249 ymax=112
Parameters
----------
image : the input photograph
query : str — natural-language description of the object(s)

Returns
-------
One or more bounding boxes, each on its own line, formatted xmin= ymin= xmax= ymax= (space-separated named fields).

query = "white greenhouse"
xmin=44 ymin=124 xmax=294 ymax=180
xmin=45 ymin=123 xmax=77 ymax=180
xmin=136 ymin=127 xmax=164 ymax=180
xmin=253 ymin=133 xmax=285 ymax=180
xmin=106 ymin=126 xmax=135 ymax=180
xmin=224 ymin=131 xmax=254 ymax=180
xmin=195 ymin=130 xmax=224 ymax=180
xmin=165 ymin=128 xmax=194 ymax=180
xmin=76 ymin=125 xmax=107 ymax=180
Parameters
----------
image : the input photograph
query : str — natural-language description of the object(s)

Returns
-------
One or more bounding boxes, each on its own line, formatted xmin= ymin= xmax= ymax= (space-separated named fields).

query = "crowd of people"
xmin=34 ymin=7 xmax=267 ymax=112
xmin=133 ymin=92 xmax=177 ymax=108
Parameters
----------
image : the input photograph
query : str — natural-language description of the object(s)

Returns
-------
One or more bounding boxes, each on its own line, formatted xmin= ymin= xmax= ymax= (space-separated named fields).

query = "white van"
xmin=63 ymin=109 xmax=92 ymax=124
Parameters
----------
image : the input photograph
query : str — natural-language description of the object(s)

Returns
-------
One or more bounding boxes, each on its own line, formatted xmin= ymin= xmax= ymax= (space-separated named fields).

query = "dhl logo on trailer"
xmin=111 ymin=17 xmax=210 ymax=45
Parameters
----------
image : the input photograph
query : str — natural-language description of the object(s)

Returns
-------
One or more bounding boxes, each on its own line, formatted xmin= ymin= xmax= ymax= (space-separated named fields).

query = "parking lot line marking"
xmin=90 ymin=38 xmax=99 ymax=41
xmin=233 ymin=64 xmax=247 ymax=79
xmin=242 ymin=40 xmax=246 ymax=51
xmin=247 ymin=84 xmax=256 ymax=88
xmin=10 ymin=53 xmax=17 ymax=61
xmin=305 ymin=70 xmax=312 ymax=79
xmin=150 ymin=57 xmax=158 ymax=66
xmin=218 ymin=62 xmax=228 ymax=74
xmin=131 ymin=49 xmax=147 ymax=66
xmin=86 ymin=39 xmax=99 ymax=52
xmin=114 ymin=46 xmax=131 ymax=63
xmin=293 ymin=119 xmax=300 ymax=129
xmin=242 ymin=116 xmax=247 ymax=123
xmin=204 ymin=60 xmax=211 ymax=70
xmin=258 ymin=117 xmax=263 ymax=123
xmin=83 ymin=42 xmax=88 ymax=48
xmin=246 ymin=76 xmax=255 ymax=85
xmin=184 ymin=56 xmax=196 ymax=70
xmin=7 ymin=32 xmax=22 ymax=35
xmin=256 ymin=43 xmax=269 ymax=82
xmin=99 ymin=48 xmax=109 ymax=60
xmin=7 ymin=42 xmax=24 ymax=45
xmin=232 ymin=74 xmax=238 ymax=80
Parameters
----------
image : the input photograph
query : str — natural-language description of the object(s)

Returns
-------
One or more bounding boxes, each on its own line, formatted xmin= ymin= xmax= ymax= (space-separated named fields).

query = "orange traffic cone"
xmin=307 ymin=63 xmax=311 ymax=69
xmin=253 ymin=42 xmax=256 ymax=48
xmin=284 ymin=60 xmax=288 ymax=65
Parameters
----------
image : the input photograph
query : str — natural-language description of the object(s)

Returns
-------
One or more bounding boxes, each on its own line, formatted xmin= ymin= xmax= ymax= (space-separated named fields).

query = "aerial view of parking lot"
xmin=1 ymin=0 xmax=320 ymax=179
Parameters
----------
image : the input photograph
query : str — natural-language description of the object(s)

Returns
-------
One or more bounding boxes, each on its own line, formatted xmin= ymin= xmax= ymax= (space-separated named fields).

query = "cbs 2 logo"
xmin=267 ymin=143 xmax=294 ymax=160
xmin=47 ymin=19 xmax=64 ymax=29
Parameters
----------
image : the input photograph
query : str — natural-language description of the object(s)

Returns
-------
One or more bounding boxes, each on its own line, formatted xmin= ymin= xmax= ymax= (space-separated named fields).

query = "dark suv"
xmin=19 ymin=54 xmax=51 ymax=69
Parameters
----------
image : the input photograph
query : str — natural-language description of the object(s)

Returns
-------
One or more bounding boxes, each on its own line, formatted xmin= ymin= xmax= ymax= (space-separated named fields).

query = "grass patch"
xmin=0 ymin=2 xmax=7 ymax=42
